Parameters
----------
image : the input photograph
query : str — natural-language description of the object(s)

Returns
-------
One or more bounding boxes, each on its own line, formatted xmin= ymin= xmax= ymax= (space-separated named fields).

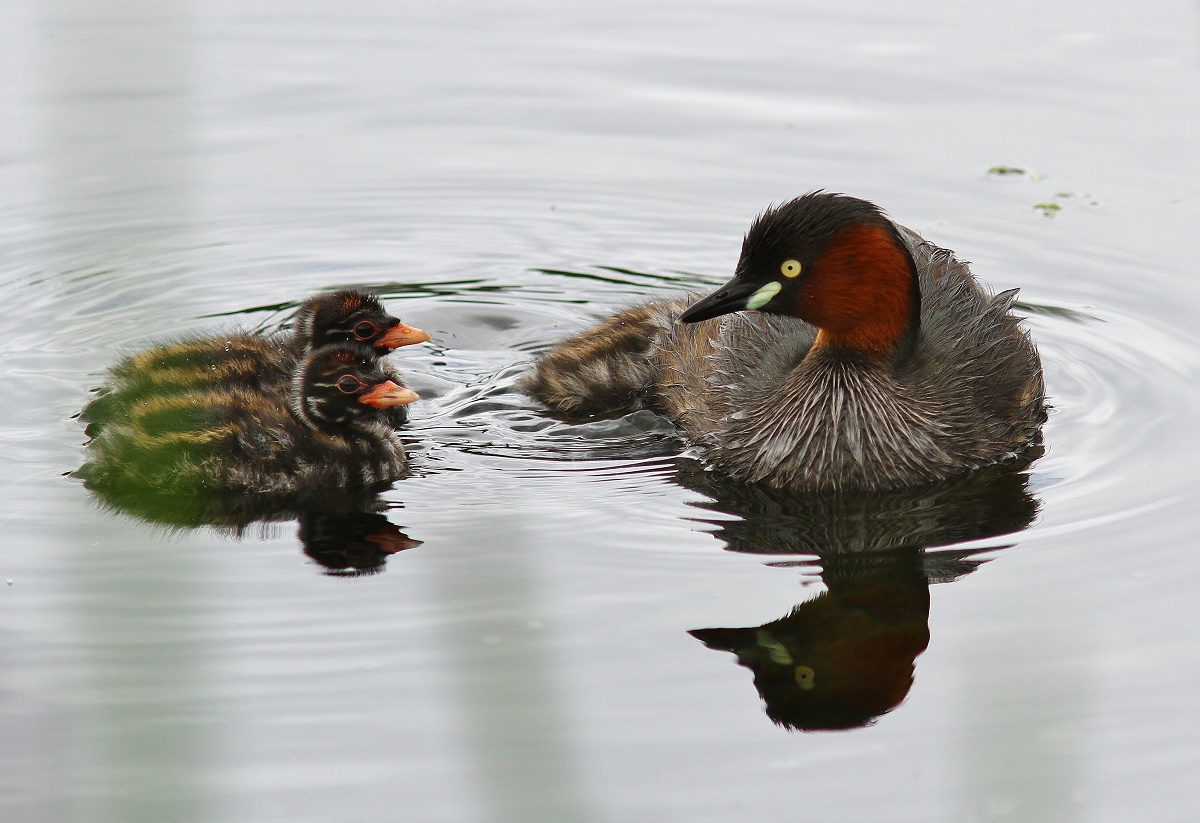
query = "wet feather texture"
xmin=80 ymin=289 xmax=428 ymax=434
xmin=77 ymin=342 xmax=416 ymax=495
xmin=523 ymin=194 xmax=1046 ymax=492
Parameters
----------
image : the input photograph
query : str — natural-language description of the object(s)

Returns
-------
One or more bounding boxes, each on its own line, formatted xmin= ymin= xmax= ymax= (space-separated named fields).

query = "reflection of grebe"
xmin=80 ymin=289 xmax=430 ymax=434
xmin=525 ymin=193 xmax=1045 ymax=491
xmin=692 ymin=549 xmax=932 ymax=731
xmin=677 ymin=461 xmax=1041 ymax=556
xmin=684 ymin=459 xmax=1038 ymax=731
xmin=78 ymin=342 xmax=418 ymax=495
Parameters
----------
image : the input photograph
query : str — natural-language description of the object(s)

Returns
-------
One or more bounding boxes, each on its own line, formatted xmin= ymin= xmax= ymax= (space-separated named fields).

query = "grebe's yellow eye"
xmin=780 ymin=259 xmax=802 ymax=278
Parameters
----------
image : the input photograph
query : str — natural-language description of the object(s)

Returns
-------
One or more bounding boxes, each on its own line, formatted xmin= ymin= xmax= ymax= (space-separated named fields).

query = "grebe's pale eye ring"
xmin=337 ymin=375 xmax=366 ymax=394
xmin=353 ymin=321 xmax=379 ymax=341
xmin=780 ymin=259 xmax=802 ymax=278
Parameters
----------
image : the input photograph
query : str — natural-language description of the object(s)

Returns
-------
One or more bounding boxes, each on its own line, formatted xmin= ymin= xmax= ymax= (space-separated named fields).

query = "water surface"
xmin=3 ymin=1 xmax=1200 ymax=821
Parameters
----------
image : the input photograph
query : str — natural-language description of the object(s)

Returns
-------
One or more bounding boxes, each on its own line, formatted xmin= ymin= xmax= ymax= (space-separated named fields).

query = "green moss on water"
xmin=988 ymin=165 xmax=1027 ymax=175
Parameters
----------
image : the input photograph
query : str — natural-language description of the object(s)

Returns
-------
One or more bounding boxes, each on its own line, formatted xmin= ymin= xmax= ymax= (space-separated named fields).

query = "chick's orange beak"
xmin=378 ymin=322 xmax=432 ymax=349
xmin=359 ymin=381 xmax=420 ymax=408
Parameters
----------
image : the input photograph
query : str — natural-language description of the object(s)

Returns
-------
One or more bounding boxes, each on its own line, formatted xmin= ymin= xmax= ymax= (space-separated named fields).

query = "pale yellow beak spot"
xmin=755 ymin=629 xmax=794 ymax=665
xmin=746 ymin=281 xmax=782 ymax=310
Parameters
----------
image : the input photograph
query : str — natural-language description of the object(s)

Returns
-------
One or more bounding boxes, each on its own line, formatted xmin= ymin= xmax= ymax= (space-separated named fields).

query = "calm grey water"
xmin=3 ymin=1 xmax=1200 ymax=821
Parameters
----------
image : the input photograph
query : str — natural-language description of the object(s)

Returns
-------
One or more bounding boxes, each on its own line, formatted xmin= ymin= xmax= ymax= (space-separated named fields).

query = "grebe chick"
xmin=81 ymin=289 xmax=430 ymax=433
xmin=78 ymin=342 xmax=419 ymax=496
xmin=523 ymin=192 xmax=1045 ymax=492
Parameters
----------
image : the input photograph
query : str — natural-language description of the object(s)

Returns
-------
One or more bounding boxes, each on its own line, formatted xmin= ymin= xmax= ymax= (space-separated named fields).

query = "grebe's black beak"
xmin=678 ymin=276 xmax=762 ymax=323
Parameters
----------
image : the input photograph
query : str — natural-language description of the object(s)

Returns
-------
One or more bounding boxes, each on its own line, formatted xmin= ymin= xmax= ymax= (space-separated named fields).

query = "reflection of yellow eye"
xmin=780 ymin=259 xmax=802 ymax=278
xmin=794 ymin=665 xmax=816 ymax=690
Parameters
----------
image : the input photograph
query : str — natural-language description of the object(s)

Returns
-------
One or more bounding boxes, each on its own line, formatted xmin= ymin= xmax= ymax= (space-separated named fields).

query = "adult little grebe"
xmin=78 ymin=342 xmax=419 ymax=495
xmin=81 ymin=290 xmax=430 ymax=433
xmin=523 ymin=192 xmax=1046 ymax=492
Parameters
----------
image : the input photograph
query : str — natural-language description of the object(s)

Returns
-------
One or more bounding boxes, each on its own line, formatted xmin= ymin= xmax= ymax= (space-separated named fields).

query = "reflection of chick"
xmin=692 ymin=550 xmax=930 ymax=731
xmin=77 ymin=342 xmax=418 ymax=496
xmin=81 ymin=289 xmax=430 ymax=433
xmin=300 ymin=511 xmax=423 ymax=577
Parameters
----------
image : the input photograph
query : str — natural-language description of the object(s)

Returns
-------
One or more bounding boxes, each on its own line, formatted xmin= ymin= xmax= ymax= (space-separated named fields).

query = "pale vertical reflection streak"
xmin=40 ymin=2 xmax=206 ymax=822
xmin=431 ymin=511 xmax=591 ymax=823
xmin=956 ymin=623 xmax=1088 ymax=822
